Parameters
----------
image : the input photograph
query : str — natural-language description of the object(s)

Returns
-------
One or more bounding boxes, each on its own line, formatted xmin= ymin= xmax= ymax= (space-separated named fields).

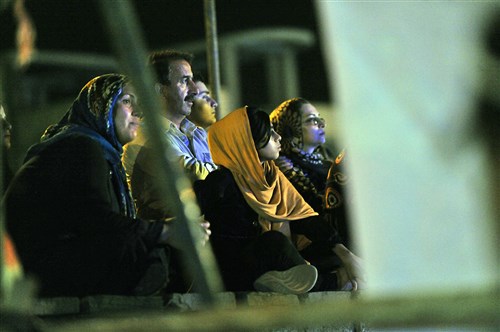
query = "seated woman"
xmin=3 ymin=74 xmax=199 ymax=297
xmin=270 ymin=98 xmax=351 ymax=246
xmin=194 ymin=106 xmax=363 ymax=293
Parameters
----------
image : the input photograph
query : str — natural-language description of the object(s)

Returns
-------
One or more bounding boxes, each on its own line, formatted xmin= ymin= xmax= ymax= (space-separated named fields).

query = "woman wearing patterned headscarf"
xmin=270 ymin=98 xmax=351 ymax=244
xmin=270 ymin=98 xmax=357 ymax=277
xmin=195 ymin=106 xmax=363 ymax=292
xmin=4 ymin=74 xmax=176 ymax=297
xmin=269 ymin=98 xmax=334 ymax=212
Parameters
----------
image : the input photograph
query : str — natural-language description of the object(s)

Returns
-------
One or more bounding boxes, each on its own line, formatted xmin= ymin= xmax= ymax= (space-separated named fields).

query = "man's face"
xmin=161 ymin=60 xmax=198 ymax=120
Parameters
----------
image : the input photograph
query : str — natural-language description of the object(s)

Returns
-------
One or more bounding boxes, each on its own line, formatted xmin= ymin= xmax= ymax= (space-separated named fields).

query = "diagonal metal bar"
xmin=97 ymin=0 xmax=224 ymax=304
xmin=0 ymin=112 xmax=4 ymax=298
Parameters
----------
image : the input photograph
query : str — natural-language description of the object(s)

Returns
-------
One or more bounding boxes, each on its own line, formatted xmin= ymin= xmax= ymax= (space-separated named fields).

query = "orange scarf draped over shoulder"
xmin=208 ymin=107 xmax=318 ymax=237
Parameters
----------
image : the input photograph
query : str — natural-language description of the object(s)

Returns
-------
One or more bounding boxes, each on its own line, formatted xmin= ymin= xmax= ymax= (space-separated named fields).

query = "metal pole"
xmin=203 ymin=0 xmax=222 ymax=118
xmin=97 ymin=0 xmax=223 ymax=304
xmin=0 ymin=109 xmax=4 ymax=299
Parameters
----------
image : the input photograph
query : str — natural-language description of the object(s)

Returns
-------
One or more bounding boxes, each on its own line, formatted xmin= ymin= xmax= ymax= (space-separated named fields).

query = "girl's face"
xmin=300 ymin=103 xmax=326 ymax=154
xmin=114 ymin=84 xmax=142 ymax=145
xmin=189 ymin=81 xmax=217 ymax=128
xmin=257 ymin=127 xmax=281 ymax=162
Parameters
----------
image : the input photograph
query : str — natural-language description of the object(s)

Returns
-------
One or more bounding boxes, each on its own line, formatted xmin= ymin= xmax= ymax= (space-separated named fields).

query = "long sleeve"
xmin=165 ymin=119 xmax=217 ymax=181
xmin=289 ymin=215 xmax=342 ymax=246
xmin=163 ymin=128 xmax=217 ymax=181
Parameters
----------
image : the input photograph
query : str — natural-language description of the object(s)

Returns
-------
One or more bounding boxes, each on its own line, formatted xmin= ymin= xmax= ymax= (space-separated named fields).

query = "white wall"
xmin=315 ymin=1 xmax=499 ymax=296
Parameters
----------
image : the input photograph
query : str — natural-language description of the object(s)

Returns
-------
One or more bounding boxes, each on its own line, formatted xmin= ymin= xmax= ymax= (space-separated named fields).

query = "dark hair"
xmin=192 ymin=72 xmax=205 ymax=83
xmin=287 ymin=98 xmax=310 ymax=114
xmin=246 ymin=106 xmax=271 ymax=150
xmin=148 ymin=50 xmax=194 ymax=85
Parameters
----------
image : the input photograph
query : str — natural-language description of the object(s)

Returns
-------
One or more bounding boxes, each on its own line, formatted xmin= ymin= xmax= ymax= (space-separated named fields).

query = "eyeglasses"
xmin=303 ymin=117 xmax=325 ymax=127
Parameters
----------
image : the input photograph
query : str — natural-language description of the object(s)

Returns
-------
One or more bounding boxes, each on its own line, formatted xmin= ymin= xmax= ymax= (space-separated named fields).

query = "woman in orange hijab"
xmin=195 ymin=106 xmax=363 ymax=293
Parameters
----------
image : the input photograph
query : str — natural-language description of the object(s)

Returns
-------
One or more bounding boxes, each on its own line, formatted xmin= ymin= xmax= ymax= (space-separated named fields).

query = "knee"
xmin=258 ymin=231 xmax=291 ymax=250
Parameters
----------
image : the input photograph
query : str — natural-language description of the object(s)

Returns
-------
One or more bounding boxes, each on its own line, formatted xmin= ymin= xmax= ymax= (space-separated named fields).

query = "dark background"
xmin=0 ymin=0 xmax=332 ymax=105
xmin=0 ymin=0 xmax=334 ymax=169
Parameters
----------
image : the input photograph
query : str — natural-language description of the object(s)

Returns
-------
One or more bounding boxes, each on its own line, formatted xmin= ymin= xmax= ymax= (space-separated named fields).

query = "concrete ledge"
xmin=80 ymin=295 xmax=164 ymax=314
xmin=33 ymin=291 xmax=356 ymax=317
xmin=245 ymin=292 xmax=301 ymax=307
xmin=300 ymin=291 xmax=353 ymax=304
xmin=165 ymin=292 xmax=237 ymax=311
xmin=32 ymin=297 xmax=80 ymax=316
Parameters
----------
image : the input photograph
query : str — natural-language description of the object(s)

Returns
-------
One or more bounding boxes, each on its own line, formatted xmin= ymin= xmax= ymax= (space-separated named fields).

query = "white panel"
xmin=316 ymin=1 xmax=498 ymax=296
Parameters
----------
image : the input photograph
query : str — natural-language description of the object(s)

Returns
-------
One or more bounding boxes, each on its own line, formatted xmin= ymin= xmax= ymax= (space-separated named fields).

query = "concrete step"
xmin=33 ymin=291 xmax=357 ymax=316
xmin=28 ymin=291 xmax=365 ymax=332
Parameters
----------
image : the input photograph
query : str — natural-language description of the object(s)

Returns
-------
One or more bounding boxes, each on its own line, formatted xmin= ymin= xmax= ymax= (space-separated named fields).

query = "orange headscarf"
xmin=208 ymin=107 xmax=318 ymax=231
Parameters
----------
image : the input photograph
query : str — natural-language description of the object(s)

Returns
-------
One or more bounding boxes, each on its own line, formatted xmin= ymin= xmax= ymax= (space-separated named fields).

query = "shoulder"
xmin=123 ymin=136 xmax=146 ymax=172
xmin=41 ymin=134 xmax=105 ymax=158
xmin=194 ymin=167 xmax=234 ymax=195
xmin=208 ymin=166 xmax=232 ymax=180
xmin=22 ymin=134 xmax=108 ymax=179
xmin=193 ymin=126 xmax=208 ymax=138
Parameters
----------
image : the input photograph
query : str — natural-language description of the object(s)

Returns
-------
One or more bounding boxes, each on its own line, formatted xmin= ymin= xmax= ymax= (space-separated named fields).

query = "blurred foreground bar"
xmin=42 ymin=288 xmax=499 ymax=331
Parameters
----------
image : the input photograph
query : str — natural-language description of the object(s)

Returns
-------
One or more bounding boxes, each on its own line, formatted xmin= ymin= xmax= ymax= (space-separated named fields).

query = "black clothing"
xmin=4 ymin=135 xmax=164 ymax=297
xmin=285 ymin=154 xmax=332 ymax=213
xmin=194 ymin=167 xmax=342 ymax=291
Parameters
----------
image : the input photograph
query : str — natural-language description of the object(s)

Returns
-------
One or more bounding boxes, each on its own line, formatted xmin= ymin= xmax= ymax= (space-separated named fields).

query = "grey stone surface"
xmin=32 ymin=291 xmax=367 ymax=331
xmin=165 ymin=292 xmax=237 ymax=311
xmin=32 ymin=290 xmax=362 ymax=332
xmin=245 ymin=292 xmax=301 ymax=307
xmin=32 ymin=297 xmax=80 ymax=316
xmin=80 ymin=295 xmax=164 ymax=313
xmin=301 ymin=291 xmax=353 ymax=304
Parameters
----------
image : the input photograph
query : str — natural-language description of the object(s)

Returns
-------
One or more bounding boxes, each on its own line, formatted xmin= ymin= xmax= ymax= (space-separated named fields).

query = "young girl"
xmin=195 ymin=106 xmax=362 ymax=293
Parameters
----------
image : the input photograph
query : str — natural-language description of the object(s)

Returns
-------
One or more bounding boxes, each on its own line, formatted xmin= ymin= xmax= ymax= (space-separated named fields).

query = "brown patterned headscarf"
xmin=41 ymin=74 xmax=128 ymax=152
xmin=270 ymin=98 xmax=332 ymax=213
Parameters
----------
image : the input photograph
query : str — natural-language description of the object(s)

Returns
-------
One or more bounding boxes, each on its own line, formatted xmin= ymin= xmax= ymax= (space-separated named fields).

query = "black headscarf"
xmin=25 ymin=74 xmax=136 ymax=218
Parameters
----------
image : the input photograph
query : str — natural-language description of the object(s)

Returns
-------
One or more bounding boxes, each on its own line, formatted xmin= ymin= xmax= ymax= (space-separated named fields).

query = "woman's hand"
xmin=274 ymin=156 xmax=293 ymax=170
xmin=199 ymin=220 xmax=211 ymax=245
xmin=333 ymin=243 xmax=366 ymax=290
xmin=159 ymin=217 xmax=211 ymax=249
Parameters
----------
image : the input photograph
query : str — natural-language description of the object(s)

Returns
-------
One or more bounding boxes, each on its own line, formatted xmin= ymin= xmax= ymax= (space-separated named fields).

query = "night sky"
xmin=0 ymin=0 xmax=331 ymax=103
